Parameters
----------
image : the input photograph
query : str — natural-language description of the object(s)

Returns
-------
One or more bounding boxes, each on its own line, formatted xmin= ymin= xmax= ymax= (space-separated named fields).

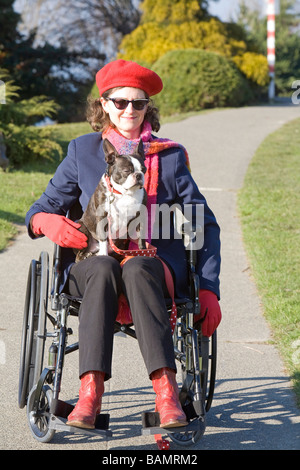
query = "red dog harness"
xmin=104 ymin=173 xmax=177 ymax=333
xmin=107 ymin=218 xmax=177 ymax=334
xmin=106 ymin=177 xmax=178 ymax=450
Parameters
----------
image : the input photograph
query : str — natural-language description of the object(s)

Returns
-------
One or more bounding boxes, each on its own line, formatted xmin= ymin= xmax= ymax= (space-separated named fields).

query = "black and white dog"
xmin=75 ymin=139 xmax=147 ymax=262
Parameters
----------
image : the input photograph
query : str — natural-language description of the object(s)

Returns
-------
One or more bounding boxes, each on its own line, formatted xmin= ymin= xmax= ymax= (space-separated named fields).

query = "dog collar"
xmin=104 ymin=174 xmax=123 ymax=195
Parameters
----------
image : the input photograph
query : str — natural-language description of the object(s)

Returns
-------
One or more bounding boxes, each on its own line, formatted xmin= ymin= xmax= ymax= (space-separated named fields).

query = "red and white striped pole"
xmin=267 ymin=0 xmax=276 ymax=100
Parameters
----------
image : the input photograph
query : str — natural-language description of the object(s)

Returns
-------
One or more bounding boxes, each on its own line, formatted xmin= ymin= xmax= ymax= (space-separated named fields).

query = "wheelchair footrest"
xmin=49 ymin=398 xmax=112 ymax=437
xmin=49 ymin=415 xmax=113 ymax=438
xmin=141 ymin=412 xmax=204 ymax=436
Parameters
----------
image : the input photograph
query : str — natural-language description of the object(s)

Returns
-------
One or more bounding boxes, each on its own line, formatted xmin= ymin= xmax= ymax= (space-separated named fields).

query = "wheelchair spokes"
xmin=27 ymin=384 xmax=55 ymax=443
xmin=18 ymin=252 xmax=49 ymax=409
xmin=167 ymin=307 xmax=211 ymax=446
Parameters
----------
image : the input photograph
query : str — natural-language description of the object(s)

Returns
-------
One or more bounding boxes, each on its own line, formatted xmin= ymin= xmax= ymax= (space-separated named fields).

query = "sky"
xmin=208 ymin=0 xmax=240 ymax=21
xmin=208 ymin=0 xmax=266 ymax=21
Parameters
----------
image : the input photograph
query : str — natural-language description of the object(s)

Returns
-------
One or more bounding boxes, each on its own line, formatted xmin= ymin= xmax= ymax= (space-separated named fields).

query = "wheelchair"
xmin=18 ymin=216 xmax=217 ymax=448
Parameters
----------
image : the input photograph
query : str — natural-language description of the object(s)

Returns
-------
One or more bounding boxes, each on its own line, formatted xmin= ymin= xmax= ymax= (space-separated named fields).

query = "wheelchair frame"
xmin=18 ymin=235 xmax=217 ymax=447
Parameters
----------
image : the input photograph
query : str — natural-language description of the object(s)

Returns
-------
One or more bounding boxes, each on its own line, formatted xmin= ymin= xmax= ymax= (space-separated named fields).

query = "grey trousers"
xmin=66 ymin=255 xmax=176 ymax=380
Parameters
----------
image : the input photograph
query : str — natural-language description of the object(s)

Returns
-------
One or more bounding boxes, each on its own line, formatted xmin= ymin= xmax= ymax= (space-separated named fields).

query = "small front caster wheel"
xmin=27 ymin=385 xmax=55 ymax=443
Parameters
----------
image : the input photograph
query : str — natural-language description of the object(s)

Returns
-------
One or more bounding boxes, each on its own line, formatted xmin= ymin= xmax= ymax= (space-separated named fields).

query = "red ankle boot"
xmin=151 ymin=368 xmax=188 ymax=428
xmin=67 ymin=371 xmax=105 ymax=429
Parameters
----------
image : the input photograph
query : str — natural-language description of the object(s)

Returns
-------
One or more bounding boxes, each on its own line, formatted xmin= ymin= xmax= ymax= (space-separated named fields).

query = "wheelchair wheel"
xmin=18 ymin=252 xmax=49 ymax=408
xmin=168 ymin=420 xmax=206 ymax=447
xmin=169 ymin=329 xmax=217 ymax=447
xmin=27 ymin=384 xmax=55 ymax=443
xmin=205 ymin=330 xmax=217 ymax=412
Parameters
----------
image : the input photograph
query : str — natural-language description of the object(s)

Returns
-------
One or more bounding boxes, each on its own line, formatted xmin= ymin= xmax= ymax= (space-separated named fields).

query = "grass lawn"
xmin=238 ymin=117 xmax=300 ymax=405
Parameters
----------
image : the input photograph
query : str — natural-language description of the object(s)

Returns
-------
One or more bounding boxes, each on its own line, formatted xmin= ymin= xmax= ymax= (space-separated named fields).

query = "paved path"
xmin=1 ymin=104 xmax=300 ymax=451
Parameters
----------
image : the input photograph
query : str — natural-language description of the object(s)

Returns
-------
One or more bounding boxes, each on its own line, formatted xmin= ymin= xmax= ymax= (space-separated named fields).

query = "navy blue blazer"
xmin=25 ymin=132 xmax=221 ymax=299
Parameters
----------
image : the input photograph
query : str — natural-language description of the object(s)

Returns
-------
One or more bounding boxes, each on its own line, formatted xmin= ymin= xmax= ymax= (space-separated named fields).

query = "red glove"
xmin=194 ymin=289 xmax=221 ymax=337
xmin=31 ymin=212 xmax=88 ymax=249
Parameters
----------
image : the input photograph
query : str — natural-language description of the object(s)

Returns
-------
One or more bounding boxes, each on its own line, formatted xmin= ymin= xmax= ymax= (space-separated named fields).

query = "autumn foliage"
xmin=117 ymin=0 xmax=269 ymax=114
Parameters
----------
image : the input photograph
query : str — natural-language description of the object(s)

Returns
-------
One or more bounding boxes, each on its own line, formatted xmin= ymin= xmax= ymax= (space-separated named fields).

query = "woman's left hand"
xmin=194 ymin=289 xmax=222 ymax=337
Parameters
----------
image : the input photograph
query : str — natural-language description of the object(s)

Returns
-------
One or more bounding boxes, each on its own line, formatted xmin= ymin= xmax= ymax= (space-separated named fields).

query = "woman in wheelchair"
xmin=25 ymin=60 xmax=221 ymax=431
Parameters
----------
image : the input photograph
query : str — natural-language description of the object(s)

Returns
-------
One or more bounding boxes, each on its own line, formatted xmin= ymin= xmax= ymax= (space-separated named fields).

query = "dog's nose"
xmin=133 ymin=172 xmax=144 ymax=186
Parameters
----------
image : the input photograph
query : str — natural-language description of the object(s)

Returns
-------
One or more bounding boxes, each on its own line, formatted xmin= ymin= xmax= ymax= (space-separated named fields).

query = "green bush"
xmin=152 ymin=49 xmax=253 ymax=116
xmin=0 ymin=69 xmax=62 ymax=168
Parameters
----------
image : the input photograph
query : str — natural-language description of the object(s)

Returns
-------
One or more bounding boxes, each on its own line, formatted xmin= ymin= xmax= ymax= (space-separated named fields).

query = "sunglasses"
xmin=106 ymin=97 xmax=149 ymax=111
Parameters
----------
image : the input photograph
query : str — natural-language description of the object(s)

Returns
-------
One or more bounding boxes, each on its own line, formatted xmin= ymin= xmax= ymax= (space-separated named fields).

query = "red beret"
xmin=96 ymin=60 xmax=163 ymax=97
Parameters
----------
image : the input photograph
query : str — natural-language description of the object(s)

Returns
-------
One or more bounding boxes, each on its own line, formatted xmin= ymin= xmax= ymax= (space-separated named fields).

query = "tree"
xmin=117 ymin=0 xmax=269 ymax=89
xmin=16 ymin=0 xmax=141 ymax=63
xmin=12 ymin=0 xmax=142 ymax=120
xmin=1 ymin=0 xmax=106 ymax=122
xmin=0 ymin=68 xmax=62 ymax=167
xmin=237 ymin=0 xmax=300 ymax=95
xmin=139 ymin=0 xmax=209 ymax=23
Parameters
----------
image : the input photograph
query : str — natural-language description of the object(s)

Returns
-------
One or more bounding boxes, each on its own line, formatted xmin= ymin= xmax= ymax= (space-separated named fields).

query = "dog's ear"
xmin=135 ymin=139 xmax=145 ymax=160
xmin=134 ymin=139 xmax=147 ymax=173
xmin=103 ymin=139 xmax=117 ymax=165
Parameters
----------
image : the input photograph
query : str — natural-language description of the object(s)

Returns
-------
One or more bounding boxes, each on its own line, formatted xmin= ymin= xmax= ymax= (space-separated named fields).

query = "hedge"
xmin=152 ymin=49 xmax=253 ymax=116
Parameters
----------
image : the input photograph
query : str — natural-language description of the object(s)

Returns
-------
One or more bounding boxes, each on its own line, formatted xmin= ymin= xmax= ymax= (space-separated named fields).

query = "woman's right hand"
xmin=31 ymin=212 xmax=88 ymax=249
